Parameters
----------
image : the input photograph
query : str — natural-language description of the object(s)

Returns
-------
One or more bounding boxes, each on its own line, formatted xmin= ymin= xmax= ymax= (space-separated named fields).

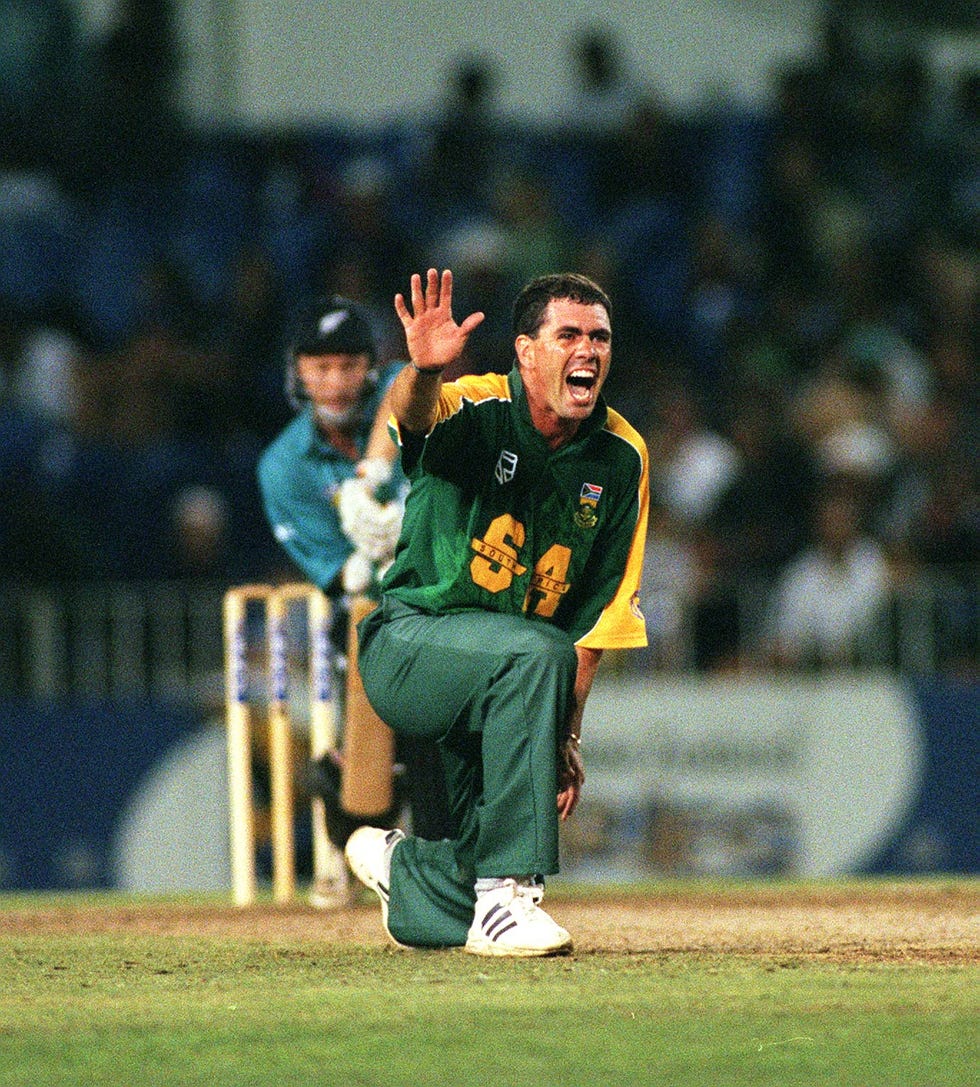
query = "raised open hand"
xmin=394 ymin=268 xmax=485 ymax=373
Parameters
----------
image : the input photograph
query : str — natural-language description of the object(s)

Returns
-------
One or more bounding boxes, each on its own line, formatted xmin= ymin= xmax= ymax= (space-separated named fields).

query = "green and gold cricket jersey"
xmin=384 ymin=367 xmax=648 ymax=649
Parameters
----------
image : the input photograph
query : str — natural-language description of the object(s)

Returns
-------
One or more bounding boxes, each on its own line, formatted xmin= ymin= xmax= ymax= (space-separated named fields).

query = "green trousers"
xmin=358 ymin=597 xmax=578 ymax=947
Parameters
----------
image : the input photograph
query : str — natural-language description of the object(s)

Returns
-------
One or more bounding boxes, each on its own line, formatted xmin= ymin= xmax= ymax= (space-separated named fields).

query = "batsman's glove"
xmin=336 ymin=458 xmax=402 ymax=562
xmin=341 ymin=551 xmax=374 ymax=594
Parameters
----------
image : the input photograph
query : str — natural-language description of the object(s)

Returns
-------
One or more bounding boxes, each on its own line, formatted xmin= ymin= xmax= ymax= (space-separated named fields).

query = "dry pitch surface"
xmin=3 ymin=882 xmax=977 ymax=964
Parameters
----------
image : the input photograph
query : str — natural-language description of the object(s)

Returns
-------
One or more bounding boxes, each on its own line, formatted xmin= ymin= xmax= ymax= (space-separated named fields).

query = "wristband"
xmin=410 ymin=360 xmax=444 ymax=375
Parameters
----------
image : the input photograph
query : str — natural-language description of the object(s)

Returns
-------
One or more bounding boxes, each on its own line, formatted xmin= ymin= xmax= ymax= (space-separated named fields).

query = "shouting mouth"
xmin=565 ymin=367 xmax=598 ymax=406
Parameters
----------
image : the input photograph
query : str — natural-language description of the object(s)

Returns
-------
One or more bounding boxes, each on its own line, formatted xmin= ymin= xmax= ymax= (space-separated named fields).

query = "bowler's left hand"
xmin=557 ymin=738 xmax=585 ymax=822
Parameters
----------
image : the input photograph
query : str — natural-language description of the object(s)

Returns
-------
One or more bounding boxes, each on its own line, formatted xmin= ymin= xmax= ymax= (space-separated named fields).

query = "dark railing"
xmin=0 ymin=580 xmax=226 ymax=699
xmin=0 ymin=571 xmax=975 ymax=700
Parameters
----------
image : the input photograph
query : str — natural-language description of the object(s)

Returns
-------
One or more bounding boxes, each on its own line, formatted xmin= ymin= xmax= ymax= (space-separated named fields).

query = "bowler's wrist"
xmin=410 ymin=360 xmax=445 ymax=375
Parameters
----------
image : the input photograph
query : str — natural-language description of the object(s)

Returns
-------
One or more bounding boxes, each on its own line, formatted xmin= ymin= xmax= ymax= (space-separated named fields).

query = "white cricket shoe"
xmin=344 ymin=826 xmax=406 ymax=945
xmin=464 ymin=879 xmax=572 ymax=958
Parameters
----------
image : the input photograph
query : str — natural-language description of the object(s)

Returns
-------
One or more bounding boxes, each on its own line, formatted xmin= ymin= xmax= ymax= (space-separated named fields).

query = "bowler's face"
xmin=517 ymin=298 xmax=611 ymax=437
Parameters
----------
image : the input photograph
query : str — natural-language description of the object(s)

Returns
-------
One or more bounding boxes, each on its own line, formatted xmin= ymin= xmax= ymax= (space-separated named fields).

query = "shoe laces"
xmin=500 ymin=878 xmax=544 ymax=917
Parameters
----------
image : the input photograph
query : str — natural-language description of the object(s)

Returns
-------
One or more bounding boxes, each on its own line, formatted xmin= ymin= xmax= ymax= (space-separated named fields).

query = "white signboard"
xmin=565 ymin=673 xmax=923 ymax=880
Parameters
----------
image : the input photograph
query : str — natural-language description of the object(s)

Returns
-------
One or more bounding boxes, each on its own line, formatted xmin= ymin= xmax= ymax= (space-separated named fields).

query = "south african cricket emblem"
xmin=574 ymin=481 xmax=603 ymax=528
xmin=495 ymin=449 xmax=518 ymax=485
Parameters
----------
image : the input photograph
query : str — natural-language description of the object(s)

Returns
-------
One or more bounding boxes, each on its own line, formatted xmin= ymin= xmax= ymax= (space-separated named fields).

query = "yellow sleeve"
xmin=576 ymin=415 xmax=649 ymax=650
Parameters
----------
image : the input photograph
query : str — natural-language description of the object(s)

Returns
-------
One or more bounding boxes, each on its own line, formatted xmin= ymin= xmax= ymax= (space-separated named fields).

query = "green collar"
xmin=508 ymin=365 xmax=609 ymax=453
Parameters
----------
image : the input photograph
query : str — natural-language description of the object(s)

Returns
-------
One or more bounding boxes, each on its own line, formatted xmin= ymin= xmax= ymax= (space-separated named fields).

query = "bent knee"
xmin=506 ymin=623 xmax=577 ymax=679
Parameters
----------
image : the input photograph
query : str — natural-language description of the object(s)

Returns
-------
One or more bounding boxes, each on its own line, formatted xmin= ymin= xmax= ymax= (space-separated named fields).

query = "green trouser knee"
xmin=358 ymin=598 xmax=577 ymax=948
xmin=386 ymin=837 xmax=473 ymax=948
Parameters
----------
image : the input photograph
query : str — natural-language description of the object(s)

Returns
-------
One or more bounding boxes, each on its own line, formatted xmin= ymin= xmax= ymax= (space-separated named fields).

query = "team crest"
xmin=574 ymin=481 xmax=603 ymax=528
xmin=495 ymin=450 xmax=518 ymax=484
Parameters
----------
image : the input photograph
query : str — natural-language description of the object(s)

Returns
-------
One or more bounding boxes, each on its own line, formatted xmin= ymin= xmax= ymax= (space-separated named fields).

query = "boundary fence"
xmin=0 ymin=571 xmax=975 ymax=699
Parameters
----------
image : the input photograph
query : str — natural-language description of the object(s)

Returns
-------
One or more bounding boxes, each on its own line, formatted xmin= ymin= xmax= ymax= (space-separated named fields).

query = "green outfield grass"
xmin=0 ymin=889 xmax=976 ymax=1087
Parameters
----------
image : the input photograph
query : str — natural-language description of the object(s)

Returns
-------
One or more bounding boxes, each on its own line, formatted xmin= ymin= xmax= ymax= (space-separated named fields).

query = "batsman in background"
xmin=257 ymin=295 xmax=454 ymax=900
xmin=346 ymin=269 xmax=648 ymax=956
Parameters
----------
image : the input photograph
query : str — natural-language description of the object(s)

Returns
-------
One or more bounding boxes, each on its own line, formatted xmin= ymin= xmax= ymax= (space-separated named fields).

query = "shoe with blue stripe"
xmin=464 ymin=879 xmax=572 ymax=957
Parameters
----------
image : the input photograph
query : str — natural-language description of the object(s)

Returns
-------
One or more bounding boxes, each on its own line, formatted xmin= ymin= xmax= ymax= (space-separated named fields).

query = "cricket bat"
xmin=340 ymin=594 xmax=396 ymax=816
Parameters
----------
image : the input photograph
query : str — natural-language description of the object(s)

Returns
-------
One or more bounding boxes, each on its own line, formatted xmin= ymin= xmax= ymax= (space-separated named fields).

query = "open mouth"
xmin=566 ymin=368 xmax=597 ymax=404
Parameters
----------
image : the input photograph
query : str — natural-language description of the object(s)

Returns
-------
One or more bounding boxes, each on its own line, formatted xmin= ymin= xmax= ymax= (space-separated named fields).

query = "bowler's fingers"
xmin=435 ymin=268 xmax=485 ymax=333
xmin=428 ymin=267 xmax=443 ymax=307
xmin=460 ymin=310 xmax=486 ymax=336
xmin=436 ymin=268 xmax=452 ymax=311
xmin=394 ymin=272 xmax=426 ymax=326
xmin=396 ymin=268 xmax=483 ymax=337
xmin=558 ymin=786 xmax=577 ymax=822
xmin=412 ymin=271 xmax=428 ymax=317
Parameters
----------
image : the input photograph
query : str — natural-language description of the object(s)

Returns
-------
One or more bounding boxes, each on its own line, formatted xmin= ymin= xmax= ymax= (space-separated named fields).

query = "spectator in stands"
xmin=76 ymin=0 xmax=185 ymax=195
xmin=932 ymin=69 xmax=978 ymax=244
xmin=220 ymin=244 xmax=291 ymax=444
xmin=558 ymin=25 xmax=642 ymax=138
xmin=768 ymin=486 xmax=891 ymax=670
xmin=791 ymin=334 xmax=900 ymax=524
xmin=164 ymin=485 xmax=233 ymax=580
xmin=640 ymin=501 xmax=694 ymax=671
xmin=92 ymin=254 xmax=229 ymax=444
xmin=645 ymin=378 xmax=740 ymax=528
xmin=757 ymin=115 xmax=835 ymax=293
xmin=708 ymin=391 xmax=818 ymax=581
xmin=412 ymin=54 xmax=505 ymax=232
xmin=490 ymin=167 xmax=574 ymax=295
xmin=591 ymin=87 xmax=690 ymax=217
xmin=772 ymin=6 xmax=868 ymax=172
xmin=903 ymin=452 xmax=978 ymax=674
xmin=686 ymin=524 xmax=745 ymax=674
xmin=253 ymin=133 xmax=331 ymax=304
xmin=681 ymin=214 xmax=763 ymax=409
xmin=312 ymin=155 xmax=421 ymax=340
xmin=0 ymin=297 xmax=91 ymax=427
xmin=910 ymin=230 xmax=976 ymax=399
xmin=0 ymin=0 xmax=80 ymax=176
xmin=0 ymin=133 xmax=80 ymax=314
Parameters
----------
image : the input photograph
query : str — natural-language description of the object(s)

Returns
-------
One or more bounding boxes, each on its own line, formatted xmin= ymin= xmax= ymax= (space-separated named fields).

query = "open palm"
xmin=395 ymin=268 xmax=485 ymax=372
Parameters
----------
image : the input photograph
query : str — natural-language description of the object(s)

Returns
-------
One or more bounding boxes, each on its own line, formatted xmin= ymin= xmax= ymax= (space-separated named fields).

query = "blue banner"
xmin=862 ymin=677 xmax=978 ymax=874
xmin=0 ymin=677 xmax=975 ymax=891
xmin=0 ymin=698 xmax=198 ymax=890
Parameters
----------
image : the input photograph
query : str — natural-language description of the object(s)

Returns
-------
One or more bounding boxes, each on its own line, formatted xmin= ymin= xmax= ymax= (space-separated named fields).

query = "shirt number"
xmin=470 ymin=515 xmax=571 ymax=617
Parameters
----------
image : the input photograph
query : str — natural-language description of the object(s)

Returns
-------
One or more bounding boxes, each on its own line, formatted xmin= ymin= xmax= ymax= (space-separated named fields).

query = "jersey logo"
xmin=494 ymin=450 xmax=518 ymax=484
xmin=574 ymin=482 xmax=602 ymax=529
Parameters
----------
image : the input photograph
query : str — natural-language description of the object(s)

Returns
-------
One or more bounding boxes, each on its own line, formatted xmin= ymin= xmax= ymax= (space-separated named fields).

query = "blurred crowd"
xmin=0 ymin=3 xmax=976 ymax=672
